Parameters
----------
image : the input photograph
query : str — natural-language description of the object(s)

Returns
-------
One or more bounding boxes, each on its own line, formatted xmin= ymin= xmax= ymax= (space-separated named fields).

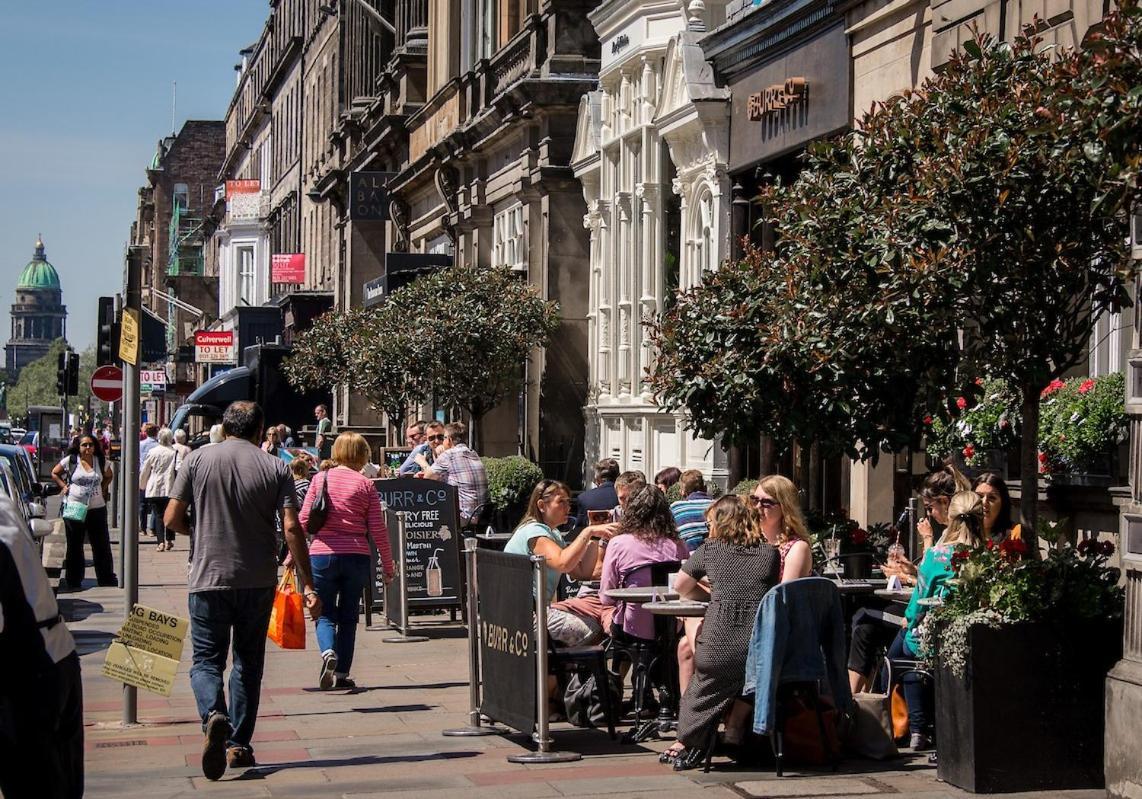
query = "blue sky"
xmin=0 ymin=2 xmax=269 ymax=353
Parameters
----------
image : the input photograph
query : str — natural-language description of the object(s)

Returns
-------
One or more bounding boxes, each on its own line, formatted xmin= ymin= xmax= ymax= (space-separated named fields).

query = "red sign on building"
xmin=194 ymin=330 xmax=236 ymax=364
xmin=271 ymin=253 xmax=306 ymax=284
xmin=225 ymin=179 xmax=261 ymax=197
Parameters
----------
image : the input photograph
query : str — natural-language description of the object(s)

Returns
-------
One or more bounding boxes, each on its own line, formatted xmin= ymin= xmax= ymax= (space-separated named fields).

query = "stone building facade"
xmin=572 ymin=0 xmax=731 ymax=484
xmin=5 ymin=238 xmax=67 ymax=381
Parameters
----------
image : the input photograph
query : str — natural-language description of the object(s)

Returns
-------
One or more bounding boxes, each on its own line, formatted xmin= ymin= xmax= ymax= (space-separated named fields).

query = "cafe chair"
xmin=547 ymin=642 xmax=618 ymax=740
xmin=605 ymin=559 xmax=683 ymax=743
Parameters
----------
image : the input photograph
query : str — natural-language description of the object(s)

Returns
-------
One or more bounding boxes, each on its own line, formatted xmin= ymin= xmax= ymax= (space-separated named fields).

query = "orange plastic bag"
xmin=891 ymin=684 xmax=909 ymax=741
xmin=267 ymin=567 xmax=306 ymax=649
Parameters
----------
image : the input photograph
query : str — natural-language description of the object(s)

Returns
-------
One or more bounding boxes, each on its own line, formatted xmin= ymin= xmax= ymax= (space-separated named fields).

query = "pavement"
xmin=66 ymin=530 xmax=1106 ymax=799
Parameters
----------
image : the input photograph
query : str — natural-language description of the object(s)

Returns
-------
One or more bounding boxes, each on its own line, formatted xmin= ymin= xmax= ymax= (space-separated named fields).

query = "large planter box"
xmin=936 ymin=620 xmax=1122 ymax=793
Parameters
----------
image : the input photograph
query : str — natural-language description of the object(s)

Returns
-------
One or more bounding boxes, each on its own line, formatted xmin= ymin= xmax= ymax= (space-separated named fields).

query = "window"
xmin=237 ymin=245 xmax=256 ymax=306
xmin=493 ymin=204 xmax=526 ymax=271
xmin=173 ymin=183 xmax=189 ymax=210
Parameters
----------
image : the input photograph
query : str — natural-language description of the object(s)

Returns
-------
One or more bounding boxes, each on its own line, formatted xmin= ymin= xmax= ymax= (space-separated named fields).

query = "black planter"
xmin=840 ymin=551 xmax=873 ymax=579
xmin=935 ymin=619 xmax=1122 ymax=793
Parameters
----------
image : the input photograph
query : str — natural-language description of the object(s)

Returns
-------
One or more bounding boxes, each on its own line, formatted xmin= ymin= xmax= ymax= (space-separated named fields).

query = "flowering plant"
xmin=917 ymin=538 xmax=1123 ymax=677
xmin=1037 ymin=372 xmax=1126 ymax=476
xmin=805 ymin=511 xmax=893 ymax=570
xmin=925 ymin=377 xmax=1022 ymax=466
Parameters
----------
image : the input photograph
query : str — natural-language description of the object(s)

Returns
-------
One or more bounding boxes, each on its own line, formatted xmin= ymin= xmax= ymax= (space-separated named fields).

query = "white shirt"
xmin=57 ymin=456 xmax=107 ymax=510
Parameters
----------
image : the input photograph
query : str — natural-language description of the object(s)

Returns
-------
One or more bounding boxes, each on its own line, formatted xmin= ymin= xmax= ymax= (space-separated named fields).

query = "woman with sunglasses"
xmin=883 ymin=463 xmax=970 ymax=585
xmin=751 ymin=475 xmax=813 ymax=582
xmin=51 ymin=434 xmax=116 ymax=590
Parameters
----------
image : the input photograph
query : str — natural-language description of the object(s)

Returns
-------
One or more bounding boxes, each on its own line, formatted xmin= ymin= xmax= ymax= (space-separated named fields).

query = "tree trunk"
xmin=727 ymin=444 xmax=745 ymax=489
xmin=1019 ymin=380 xmax=1041 ymax=556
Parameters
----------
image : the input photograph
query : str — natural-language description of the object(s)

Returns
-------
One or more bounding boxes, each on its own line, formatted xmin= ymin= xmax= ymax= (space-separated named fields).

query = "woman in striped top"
xmin=300 ymin=433 xmax=395 ymax=689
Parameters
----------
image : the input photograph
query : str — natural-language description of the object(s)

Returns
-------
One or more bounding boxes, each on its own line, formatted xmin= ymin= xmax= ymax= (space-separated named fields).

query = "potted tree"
xmin=918 ymin=537 xmax=1124 ymax=792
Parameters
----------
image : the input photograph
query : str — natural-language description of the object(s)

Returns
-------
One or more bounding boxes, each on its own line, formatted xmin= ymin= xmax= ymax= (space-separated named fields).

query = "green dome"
xmin=18 ymin=237 xmax=61 ymax=290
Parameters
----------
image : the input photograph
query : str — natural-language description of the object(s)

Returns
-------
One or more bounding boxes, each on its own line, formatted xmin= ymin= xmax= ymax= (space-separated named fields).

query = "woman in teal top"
xmin=504 ymin=479 xmax=617 ymax=602
xmin=888 ymin=490 xmax=983 ymax=751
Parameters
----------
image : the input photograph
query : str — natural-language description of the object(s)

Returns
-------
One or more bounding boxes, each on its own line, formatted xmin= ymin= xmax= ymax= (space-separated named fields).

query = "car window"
xmin=0 ymin=455 xmax=31 ymax=498
xmin=19 ymin=431 xmax=36 ymax=446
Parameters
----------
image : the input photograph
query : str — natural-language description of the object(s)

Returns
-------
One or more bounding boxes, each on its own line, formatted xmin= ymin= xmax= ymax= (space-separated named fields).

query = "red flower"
xmin=923 ymin=415 xmax=933 ymax=426
xmin=1078 ymin=379 xmax=1095 ymax=395
xmin=1041 ymin=379 xmax=1066 ymax=398
xmin=985 ymin=539 xmax=997 ymax=551
xmin=951 ymin=549 xmax=970 ymax=570
xmin=1099 ymin=540 xmax=1116 ymax=557
xmin=962 ymin=444 xmax=975 ymax=459
xmin=956 ymin=396 xmax=968 ymax=410
xmin=999 ymin=537 xmax=1028 ymax=559
xmin=1078 ymin=539 xmax=1094 ymax=556
xmin=1038 ymin=452 xmax=1048 ymax=463
xmin=974 ymin=377 xmax=985 ymax=386
xmin=850 ymin=528 xmax=869 ymax=546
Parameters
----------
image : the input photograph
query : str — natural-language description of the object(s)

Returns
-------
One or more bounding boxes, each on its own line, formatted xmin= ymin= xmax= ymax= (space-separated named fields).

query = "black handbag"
xmin=306 ymin=472 xmax=331 ymax=536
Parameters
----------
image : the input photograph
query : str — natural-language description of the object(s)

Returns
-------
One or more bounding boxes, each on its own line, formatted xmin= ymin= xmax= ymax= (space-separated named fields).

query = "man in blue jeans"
xmin=166 ymin=401 xmax=321 ymax=780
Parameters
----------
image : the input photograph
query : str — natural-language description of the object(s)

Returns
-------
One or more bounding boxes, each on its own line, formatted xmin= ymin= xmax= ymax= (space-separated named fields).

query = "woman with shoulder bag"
xmin=51 ymin=434 xmax=117 ymax=590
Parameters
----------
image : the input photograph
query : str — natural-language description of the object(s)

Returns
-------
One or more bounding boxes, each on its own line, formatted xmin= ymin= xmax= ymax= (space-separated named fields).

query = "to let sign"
xmin=225 ymin=179 xmax=261 ymax=197
xmin=195 ymin=330 xmax=236 ymax=364
xmin=272 ymin=253 xmax=306 ymax=284
xmin=349 ymin=171 xmax=392 ymax=221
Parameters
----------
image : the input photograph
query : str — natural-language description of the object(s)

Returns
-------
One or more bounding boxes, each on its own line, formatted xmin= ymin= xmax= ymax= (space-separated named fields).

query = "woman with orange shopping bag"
xmin=299 ymin=432 xmax=395 ymax=690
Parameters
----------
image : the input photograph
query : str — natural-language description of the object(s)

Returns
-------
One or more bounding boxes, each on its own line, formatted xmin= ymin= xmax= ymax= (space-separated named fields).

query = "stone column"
xmin=1106 ymin=235 xmax=1142 ymax=796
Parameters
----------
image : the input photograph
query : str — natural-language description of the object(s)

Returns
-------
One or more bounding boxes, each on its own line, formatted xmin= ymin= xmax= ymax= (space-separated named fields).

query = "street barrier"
xmin=442 ymin=537 xmax=500 ymax=737
xmin=441 ymin=548 xmax=581 ymax=763
xmin=381 ymin=512 xmax=429 ymax=643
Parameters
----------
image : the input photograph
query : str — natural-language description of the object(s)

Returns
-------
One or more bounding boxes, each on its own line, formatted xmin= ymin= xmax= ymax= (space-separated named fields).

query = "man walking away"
xmin=165 ymin=401 xmax=321 ymax=780
xmin=0 ymin=497 xmax=83 ymax=799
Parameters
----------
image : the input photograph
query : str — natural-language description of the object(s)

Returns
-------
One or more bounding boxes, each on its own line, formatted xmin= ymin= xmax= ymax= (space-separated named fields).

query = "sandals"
xmin=672 ymin=745 xmax=708 ymax=772
xmin=659 ymin=745 xmax=684 ymax=764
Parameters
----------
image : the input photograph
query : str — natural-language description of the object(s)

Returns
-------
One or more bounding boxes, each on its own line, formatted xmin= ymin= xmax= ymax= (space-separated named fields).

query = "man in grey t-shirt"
xmin=165 ymin=401 xmax=320 ymax=781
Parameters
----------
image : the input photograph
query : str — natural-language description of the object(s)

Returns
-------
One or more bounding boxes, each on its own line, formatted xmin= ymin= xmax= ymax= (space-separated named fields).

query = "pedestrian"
xmin=164 ymin=401 xmax=321 ymax=780
xmin=140 ymin=428 xmax=178 ymax=551
xmin=207 ymin=423 xmax=224 ymax=445
xmin=300 ymin=432 xmax=394 ymax=689
xmin=314 ymin=404 xmax=333 ymax=460
xmin=288 ymin=456 xmax=312 ymax=507
xmin=172 ymin=429 xmax=192 ymax=471
xmin=138 ymin=423 xmax=158 ymax=532
xmin=0 ymin=497 xmax=84 ymax=799
xmin=415 ymin=421 xmax=489 ymax=528
xmin=51 ymin=434 xmax=117 ymax=590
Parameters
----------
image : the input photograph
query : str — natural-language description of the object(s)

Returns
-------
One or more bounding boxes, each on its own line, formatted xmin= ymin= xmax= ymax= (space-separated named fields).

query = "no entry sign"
xmin=90 ymin=365 xmax=124 ymax=403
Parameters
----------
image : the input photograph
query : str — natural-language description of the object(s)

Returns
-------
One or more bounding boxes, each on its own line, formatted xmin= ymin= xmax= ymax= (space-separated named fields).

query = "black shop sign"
xmin=349 ymin=171 xmax=393 ymax=221
xmin=476 ymin=550 xmax=537 ymax=734
xmin=376 ymin=477 xmax=462 ymax=609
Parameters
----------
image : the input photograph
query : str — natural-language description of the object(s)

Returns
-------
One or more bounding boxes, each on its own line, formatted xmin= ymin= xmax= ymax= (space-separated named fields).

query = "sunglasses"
xmin=749 ymin=496 xmax=780 ymax=510
xmin=428 ymin=434 xmax=446 ymax=442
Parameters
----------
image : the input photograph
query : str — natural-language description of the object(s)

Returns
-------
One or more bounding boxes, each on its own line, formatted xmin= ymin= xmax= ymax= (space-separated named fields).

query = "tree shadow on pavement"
xmin=72 ymin=629 xmax=115 ymax=656
xmin=58 ymin=598 xmax=104 ymax=622
xmin=234 ymin=750 xmax=480 ymax=779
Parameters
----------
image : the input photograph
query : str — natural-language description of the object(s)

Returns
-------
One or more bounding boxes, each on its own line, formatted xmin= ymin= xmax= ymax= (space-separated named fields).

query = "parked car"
xmin=20 ymin=430 xmax=38 ymax=460
xmin=0 ymin=443 xmax=50 ymax=520
xmin=0 ymin=461 xmax=51 ymax=554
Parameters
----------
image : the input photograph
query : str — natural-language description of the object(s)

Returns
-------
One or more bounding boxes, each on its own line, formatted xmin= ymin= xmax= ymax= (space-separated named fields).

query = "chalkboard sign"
xmin=375 ymin=477 xmax=462 ymax=609
xmin=476 ymin=550 xmax=537 ymax=734
xmin=381 ymin=447 xmax=414 ymax=473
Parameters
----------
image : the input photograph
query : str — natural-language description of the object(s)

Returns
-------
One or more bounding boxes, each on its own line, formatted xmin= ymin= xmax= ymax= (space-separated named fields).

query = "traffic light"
xmin=96 ymin=296 xmax=119 ymax=365
xmin=56 ymin=351 xmax=67 ymax=396
xmin=66 ymin=351 xmax=79 ymax=396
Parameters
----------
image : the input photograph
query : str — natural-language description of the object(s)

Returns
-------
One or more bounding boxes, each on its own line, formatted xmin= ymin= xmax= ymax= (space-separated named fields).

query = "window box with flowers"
xmin=925 ymin=378 xmax=1021 ymax=475
xmin=915 ymin=538 xmax=1123 ymax=793
xmin=1037 ymin=372 xmax=1127 ymax=485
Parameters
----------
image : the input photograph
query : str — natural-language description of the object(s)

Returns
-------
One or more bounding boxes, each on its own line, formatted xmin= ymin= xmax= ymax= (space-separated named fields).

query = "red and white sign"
xmin=271 ymin=253 xmax=306 ymax=284
xmin=90 ymin=365 xmax=124 ymax=403
xmin=195 ymin=330 xmax=236 ymax=364
xmin=225 ymin=179 xmax=261 ymax=197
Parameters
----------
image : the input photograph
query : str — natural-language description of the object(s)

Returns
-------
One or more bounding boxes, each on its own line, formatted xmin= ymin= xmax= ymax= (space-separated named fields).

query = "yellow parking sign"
xmin=119 ymin=307 xmax=140 ymax=366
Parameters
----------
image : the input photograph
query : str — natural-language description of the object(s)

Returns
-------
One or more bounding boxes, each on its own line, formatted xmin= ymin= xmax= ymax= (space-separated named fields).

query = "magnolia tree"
xmin=286 ymin=265 xmax=559 ymax=449
xmin=652 ymin=14 xmax=1140 ymax=547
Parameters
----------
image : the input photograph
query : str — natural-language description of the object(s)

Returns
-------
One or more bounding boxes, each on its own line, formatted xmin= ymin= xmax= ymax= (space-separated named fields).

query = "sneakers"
xmin=334 ymin=676 xmax=356 ymax=689
xmin=909 ymin=732 xmax=934 ymax=751
xmin=201 ymin=711 xmax=231 ymax=781
xmin=226 ymin=745 xmax=256 ymax=770
xmin=319 ymin=650 xmax=338 ymax=690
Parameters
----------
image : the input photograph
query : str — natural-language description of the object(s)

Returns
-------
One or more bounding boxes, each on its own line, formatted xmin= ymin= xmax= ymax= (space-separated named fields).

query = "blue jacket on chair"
xmin=744 ymin=576 xmax=853 ymax=734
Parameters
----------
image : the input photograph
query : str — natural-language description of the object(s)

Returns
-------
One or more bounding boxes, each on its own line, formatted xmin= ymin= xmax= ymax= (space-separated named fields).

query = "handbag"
xmin=842 ymin=691 xmax=899 ymax=760
xmin=780 ymin=690 xmax=841 ymax=766
xmin=267 ymin=567 xmax=306 ymax=649
xmin=306 ymin=472 xmax=330 ymax=536
xmin=62 ymin=498 xmax=89 ymax=523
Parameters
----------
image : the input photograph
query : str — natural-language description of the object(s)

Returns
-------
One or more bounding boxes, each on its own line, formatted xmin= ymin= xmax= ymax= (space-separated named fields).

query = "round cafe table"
xmin=644 ymin=599 xmax=708 ymax=618
xmin=604 ymin=586 xmax=679 ymax=603
xmin=874 ymin=588 xmax=913 ymax=603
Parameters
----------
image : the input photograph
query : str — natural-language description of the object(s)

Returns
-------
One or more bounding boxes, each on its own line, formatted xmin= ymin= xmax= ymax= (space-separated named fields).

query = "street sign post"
xmin=91 ymin=365 xmax=124 ymax=403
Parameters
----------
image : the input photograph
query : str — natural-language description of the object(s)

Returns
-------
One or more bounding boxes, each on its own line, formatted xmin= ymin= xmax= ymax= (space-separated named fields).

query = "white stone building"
xmin=572 ymin=0 xmax=731 ymax=483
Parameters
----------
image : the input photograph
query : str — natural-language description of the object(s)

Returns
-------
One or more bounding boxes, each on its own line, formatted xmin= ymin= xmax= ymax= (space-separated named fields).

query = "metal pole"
xmin=382 ymin=511 xmax=427 ymax=643
xmin=506 ymin=556 xmax=580 ymax=764
xmin=121 ymin=247 xmax=143 ymax=726
xmin=908 ymin=497 xmax=921 ymax=563
xmin=443 ymin=538 xmax=500 ymax=737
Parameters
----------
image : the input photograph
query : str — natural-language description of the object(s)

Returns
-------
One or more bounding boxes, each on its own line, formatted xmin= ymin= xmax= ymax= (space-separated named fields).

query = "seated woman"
xmin=599 ymin=485 xmax=690 ymax=641
xmin=883 ymin=462 xmax=969 ymax=586
xmin=678 ymin=474 xmax=812 ymax=704
xmin=662 ymin=495 xmax=781 ymax=770
xmin=888 ymin=490 xmax=984 ymax=751
xmin=504 ymin=479 xmax=617 ymax=645
xmin=973 ymin=471 xmax=1030 ymax=554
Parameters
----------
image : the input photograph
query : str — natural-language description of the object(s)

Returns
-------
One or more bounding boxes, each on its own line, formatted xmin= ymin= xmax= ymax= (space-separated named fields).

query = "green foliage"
xmin=921 ymin=537 xmax=1123 ymax=675
xmin=286 ymin=266 xmax=559 ymax=443
xmin=665 ymin=480 xmax=723 ymax=503
xmin=482 ymin=455 xmax=543 ymax=511
xmin=925 ymin=377 xmax=1022 ymax=465
xmin=6 ymin=340 xmax=96 ymax=422
xmin=1038 ymin=372 xmax=1126 ymax=475
xmin=729 ymin=479 xmax=758 ymax=497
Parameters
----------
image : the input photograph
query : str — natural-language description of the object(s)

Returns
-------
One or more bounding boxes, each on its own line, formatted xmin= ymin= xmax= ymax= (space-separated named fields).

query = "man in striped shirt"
xmin=669 ymin=469 xmax=714 ymax=551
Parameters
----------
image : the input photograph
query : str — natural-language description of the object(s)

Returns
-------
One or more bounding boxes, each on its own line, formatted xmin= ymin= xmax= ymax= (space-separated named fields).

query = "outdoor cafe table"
xmin=644 ymin=599 xmax=709 ymax=618
xmin=874 ymin=588 xmax=913 ymax=603
xmin=603 ymin=586 xmax=679 ymax=603
xmin=831 ymin=578 xmax=889 ymax=595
